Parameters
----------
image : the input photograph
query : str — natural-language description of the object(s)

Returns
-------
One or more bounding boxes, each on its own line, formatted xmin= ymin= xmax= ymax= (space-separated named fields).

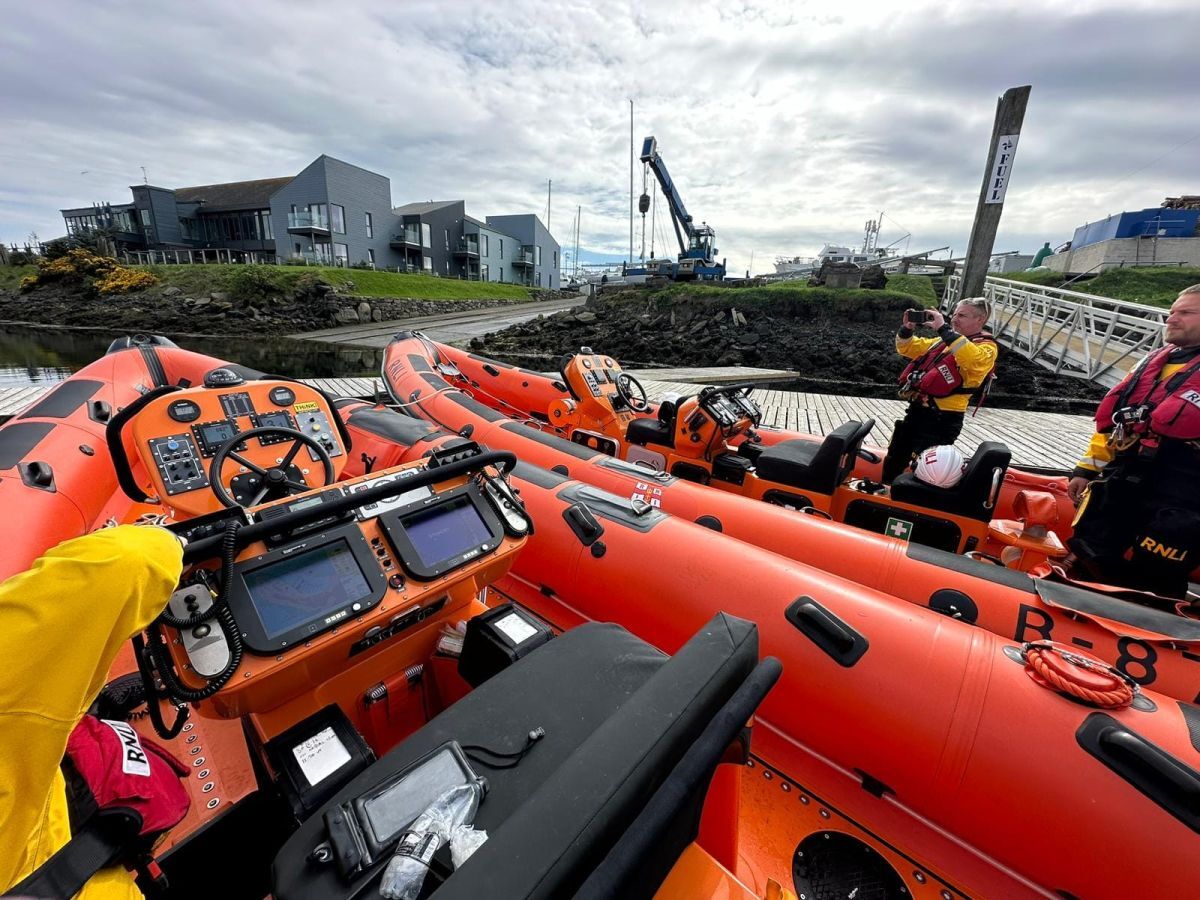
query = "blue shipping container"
xmin=1072 ymin=207 xmax=1200 ymax=250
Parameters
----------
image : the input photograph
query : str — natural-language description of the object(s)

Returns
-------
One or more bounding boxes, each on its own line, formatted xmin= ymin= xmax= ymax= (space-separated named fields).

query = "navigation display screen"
xmin=243 ymin=539 xmax=371 ymax=640
xmin=257 ymin=411 xmax=294 ymax=429
xmin=199 ymin=421 xmax=238 ymax=448
xmin=402 ymin=497 xmax=493 ymax=568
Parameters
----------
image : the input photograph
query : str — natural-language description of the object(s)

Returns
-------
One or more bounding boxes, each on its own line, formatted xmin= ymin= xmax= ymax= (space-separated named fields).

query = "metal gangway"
xmin=944 ymin=274 xmax=1166 ymax=389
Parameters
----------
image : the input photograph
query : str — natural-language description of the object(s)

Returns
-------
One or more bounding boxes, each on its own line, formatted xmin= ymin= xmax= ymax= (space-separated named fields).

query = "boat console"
xmin=551 ymin=349 xmax=650 ymax=455
xmin=110 ymin=372 xmax=531 ymax=720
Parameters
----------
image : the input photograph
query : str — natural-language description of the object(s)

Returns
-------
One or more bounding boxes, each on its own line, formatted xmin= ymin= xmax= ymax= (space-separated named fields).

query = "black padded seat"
xmin=889 ymin=441 xmax=1012 ymax=521
xmin=754 ymin=420 xmax=872 ymax=495
xmin=626 ymin=396 xmax=684 ymax=448
xmin=273 ymin=613 xmax=759 ymax=900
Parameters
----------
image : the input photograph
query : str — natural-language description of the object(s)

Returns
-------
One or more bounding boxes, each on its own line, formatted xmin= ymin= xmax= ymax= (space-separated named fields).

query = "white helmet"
xmin=914 ymin=445 xmax=966 ymax=488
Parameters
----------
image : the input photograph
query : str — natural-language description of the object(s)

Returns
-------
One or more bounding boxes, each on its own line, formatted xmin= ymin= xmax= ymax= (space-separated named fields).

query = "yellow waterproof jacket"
xmin=896 ymin=329 xmax=999 ymax=413
xmin=1073 ymin=357 xmax=1196 ymax=478
xmin=0 ymin=526 xmax=182 ymax=898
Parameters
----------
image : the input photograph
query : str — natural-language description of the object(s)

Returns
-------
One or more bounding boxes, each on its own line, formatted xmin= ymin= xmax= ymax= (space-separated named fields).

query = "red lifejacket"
xmin=899 ymin=332 xmax=997 ymax=400
xmin=1095 ymin=348 xmax=1200 ymax=442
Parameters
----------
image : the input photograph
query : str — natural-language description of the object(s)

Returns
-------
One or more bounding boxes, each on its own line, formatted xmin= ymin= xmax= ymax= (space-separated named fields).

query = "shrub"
xmin=96 ymin=268 xmax=158 ymax=294
xmin=226 ymin=265 xmax=288 ymax=301
xmin=19 ymin=275 xmax=38 ymax=292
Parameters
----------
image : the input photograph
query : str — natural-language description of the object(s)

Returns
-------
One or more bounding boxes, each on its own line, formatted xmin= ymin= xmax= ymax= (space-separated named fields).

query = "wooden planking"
xmin=0 ymin=385 xmax=51 ymax=417
xmin=0 ymin=370 xmax=1094 ymax=469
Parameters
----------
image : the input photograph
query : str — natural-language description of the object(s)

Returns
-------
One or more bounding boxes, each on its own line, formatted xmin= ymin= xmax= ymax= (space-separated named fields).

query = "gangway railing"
xmin=945 ymin=274 xmax=1166 ymax=389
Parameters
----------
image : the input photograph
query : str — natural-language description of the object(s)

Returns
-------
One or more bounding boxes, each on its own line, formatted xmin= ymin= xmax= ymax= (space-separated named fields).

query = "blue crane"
xmin=633 ymin=136 xmax=726 ymax=281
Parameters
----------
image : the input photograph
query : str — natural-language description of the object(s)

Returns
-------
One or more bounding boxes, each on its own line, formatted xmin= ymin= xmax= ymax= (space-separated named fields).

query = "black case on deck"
xmin=265 ymin=704 xmax=375 ymax=822
xmin=458 ymin=603 xmax=553 ymax=687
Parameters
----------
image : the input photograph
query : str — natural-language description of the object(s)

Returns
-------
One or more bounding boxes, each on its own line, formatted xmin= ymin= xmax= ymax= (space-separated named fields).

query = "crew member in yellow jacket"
xmin=881 ymin=297 xmax=999 ymax=483
xmin=0 ymin=525 xmax=182 ymax=898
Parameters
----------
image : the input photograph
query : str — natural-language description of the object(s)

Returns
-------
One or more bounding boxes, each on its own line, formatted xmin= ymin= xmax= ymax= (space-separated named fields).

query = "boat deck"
xmin=0 ymin=370 xmax=1094 ymax=470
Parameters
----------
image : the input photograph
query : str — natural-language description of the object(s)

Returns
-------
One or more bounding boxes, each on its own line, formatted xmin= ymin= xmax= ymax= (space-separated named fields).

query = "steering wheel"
xmin=615 ymin=372 xmax=650 ymax=412
xmin=209 ymin=426 xmax=336 ymax=509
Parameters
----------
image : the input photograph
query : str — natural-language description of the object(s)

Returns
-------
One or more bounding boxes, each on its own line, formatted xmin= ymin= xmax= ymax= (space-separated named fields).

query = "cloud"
xmin=1 ymin=0 xmax=1197 ymax=274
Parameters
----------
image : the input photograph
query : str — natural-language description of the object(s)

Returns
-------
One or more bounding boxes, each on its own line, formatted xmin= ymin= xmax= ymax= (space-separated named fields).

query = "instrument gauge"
xmin=168 ymin=399 xmax=202 ymax=423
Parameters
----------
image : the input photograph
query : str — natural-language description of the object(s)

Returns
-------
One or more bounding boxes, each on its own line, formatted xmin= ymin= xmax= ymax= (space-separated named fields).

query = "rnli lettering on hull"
xmin=1013 ymin=604 xmax=1175 ymax=692
xmin=1140 ymin=537 xmax=1188 ymax=561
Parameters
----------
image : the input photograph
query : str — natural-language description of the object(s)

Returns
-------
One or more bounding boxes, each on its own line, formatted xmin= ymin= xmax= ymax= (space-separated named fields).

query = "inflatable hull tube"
xmin=380 ymin=337 xmax=1200 ymax=702
xmin=0 ymin=343 xmax=230 ymax=579
xmin=424 ymin=337 xmax=1076 ymax=528
xmin=339 ymin=399 xmax=1200 ymax=899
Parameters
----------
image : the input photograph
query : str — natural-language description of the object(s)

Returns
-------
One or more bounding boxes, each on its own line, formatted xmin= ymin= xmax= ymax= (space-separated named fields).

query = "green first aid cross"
xmin=886 ymin=517 xmax=913 ymax=541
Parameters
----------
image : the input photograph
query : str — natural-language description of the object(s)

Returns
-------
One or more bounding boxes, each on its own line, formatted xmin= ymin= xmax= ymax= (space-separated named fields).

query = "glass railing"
xmin=392 ymin=226 xmax=421 ymax=244
xmin=513 ymin=248 xmax=535 ymax=264
xmin=287 ymin=211 xmax=329 ymax=230
xmin=455 ymin=238 xmax=479 ymax=254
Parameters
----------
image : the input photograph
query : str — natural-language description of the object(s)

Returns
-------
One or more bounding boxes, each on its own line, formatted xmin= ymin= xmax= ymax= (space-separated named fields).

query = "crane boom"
xmin=634 ymin=135 xmax=724 ymax=281
xmin=640 ymin=136 xmax=691 ymax=255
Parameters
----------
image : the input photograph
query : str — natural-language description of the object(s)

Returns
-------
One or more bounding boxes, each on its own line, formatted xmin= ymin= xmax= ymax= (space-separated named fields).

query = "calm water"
xmin=0 ymin=325 xmax=384 ymax=386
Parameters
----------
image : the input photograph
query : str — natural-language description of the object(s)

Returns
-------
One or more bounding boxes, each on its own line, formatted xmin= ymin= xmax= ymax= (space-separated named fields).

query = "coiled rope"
xmin=1023 ymin=640 xmax=1135 ymax=709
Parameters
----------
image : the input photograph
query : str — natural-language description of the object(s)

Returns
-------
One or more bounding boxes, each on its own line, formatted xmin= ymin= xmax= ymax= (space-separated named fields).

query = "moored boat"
xmin=381 ymin=333 xmax=1200 ymax=702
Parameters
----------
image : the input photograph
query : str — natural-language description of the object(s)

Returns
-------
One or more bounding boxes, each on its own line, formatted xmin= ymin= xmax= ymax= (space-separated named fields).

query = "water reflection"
xmin=0 ymin=326 xmax=384 ymax=385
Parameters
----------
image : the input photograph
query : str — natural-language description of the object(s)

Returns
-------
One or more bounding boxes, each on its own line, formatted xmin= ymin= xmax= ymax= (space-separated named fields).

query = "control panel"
xmin=148 ymin=433 xmax=210 ymax=495
xmin=130 ymin=378 xmax=351 ymax=519
xmin=165 ymin=459 xmax=528 ymax=718
xmin=291 ymin=403 xmax=343 ymax=461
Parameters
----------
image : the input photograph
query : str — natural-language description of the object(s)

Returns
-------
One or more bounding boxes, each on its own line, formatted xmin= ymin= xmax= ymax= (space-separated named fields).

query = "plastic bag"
xmin=378 ymin=780 xmax=486 ymax=900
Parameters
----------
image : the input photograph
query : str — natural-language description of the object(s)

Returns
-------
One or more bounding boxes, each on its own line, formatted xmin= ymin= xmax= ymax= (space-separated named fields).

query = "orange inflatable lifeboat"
xmin=335 ymin=397 xmax=1200 ymax=899
xmin=380 ymin=334 xmax=1200 ymax=703
xmin=0 ymin=344 xmax=788 ymax=899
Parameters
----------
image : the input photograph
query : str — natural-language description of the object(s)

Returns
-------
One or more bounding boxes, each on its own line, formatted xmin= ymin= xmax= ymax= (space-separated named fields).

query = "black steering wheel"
xmin=209 ymin=426 xmax=335 ymax=508
xmin=615 ymin=372 xmax=650 ymax=412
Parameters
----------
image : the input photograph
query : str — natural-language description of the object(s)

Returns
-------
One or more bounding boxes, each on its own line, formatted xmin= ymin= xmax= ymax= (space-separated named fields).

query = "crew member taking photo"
xmin=881 ymin=297 xmax=998 ymax=483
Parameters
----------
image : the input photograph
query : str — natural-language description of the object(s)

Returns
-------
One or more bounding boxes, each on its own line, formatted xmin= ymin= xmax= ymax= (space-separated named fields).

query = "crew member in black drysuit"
xmin=1067 ymin=285 xmax=1200 ymax=598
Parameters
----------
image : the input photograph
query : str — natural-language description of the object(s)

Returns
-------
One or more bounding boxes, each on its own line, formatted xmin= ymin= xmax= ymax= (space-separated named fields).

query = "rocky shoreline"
xmin=0 ymin=280 xmax=550 ymax=338
xmin=470 ymin=288 xmax=1110 ymax=413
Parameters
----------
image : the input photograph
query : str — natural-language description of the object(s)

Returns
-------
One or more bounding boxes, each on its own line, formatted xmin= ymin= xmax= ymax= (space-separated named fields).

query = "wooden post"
xmin=958 ymin=85 xmax=1031 ymax=305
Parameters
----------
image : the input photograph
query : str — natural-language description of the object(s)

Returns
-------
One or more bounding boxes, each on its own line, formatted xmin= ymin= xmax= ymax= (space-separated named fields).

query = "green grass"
xmin=883 ymin=274 xmax=937 ymax=305
xmin=997 ymin=267 xmax=1200 ymax=308
xmin=646 ymin=278 xmax=930 ymax=309
xmin=135 ymin=264 xmax=536 ymax=301
xmin=0 ymin=265 xmax=36 ymax=291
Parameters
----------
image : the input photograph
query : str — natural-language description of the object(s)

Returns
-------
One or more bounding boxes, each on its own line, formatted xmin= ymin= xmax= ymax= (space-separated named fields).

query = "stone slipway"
xmin=290 ymin=295 xmax=587 ymax=348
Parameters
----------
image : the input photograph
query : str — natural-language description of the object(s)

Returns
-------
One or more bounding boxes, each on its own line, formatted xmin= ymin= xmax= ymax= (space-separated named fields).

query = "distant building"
xmin=59 ymin=155 xmax=559 ymax=282
xmin=486 ymin=214 xmax=560 ymax=289
xmin=988 ymin=254 xmax=1034 ymax=274
xmin=1044 ymin=198 xmax=1200 ymax=274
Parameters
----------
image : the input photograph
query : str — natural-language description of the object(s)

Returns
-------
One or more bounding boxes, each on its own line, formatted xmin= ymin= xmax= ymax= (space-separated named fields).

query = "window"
xmin=294 ymin=242 xmax=301 ymax=255
xmin=554 ymin=250 xmax=558 ymax=268
xmin=423 ymin=255 xmax=432 ymax=271
xmin=315 ymin=242 xmax=332 ymax=263
xmin=444 ymin=229 xmax=449 ymax=251
xmin=140 ymin=209 xmax=151 ymax=227
xmin=331 ymin=204 xmax=346 ymax=234
xmin=334 ymin=243 xmax=349 ymax=267
xmin=481 ymin=234 xmax=488 ymax=256
xmin=499 ymin=238 xmax=504 ymax=259
xmin=481 ymin=264 xmax=489 ymax=281
xmin=310 ymin=203 xmax=329 ymax=229
xmin=536 ymin=272 xmax=541 ymax=286
xmin=535 ymin=245 xmax=542 ymax=265
xmin=365 ymin=212 xmax=373 ymax=238
xmin=444 ymin=259 xmax=449 ymax=273
xmin=421 ymin=223 xmax=431 ymax=248
xmin=499 ymin=269 xmax=504 ymax=282
xmin=260 ymin=210 xmax=274 ymax=240
xmin=367 ymin=248 xmax=376 ymax=267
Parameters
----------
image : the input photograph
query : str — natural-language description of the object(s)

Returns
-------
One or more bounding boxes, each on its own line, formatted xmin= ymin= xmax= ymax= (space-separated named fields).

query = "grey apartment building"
xmin=60 ymin=154 xmax=559 ymax=286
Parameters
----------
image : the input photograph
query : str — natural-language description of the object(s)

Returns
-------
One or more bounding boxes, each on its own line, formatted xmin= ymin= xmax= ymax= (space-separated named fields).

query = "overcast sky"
xmin=1 ymin=0 xmax=1197 ymax=274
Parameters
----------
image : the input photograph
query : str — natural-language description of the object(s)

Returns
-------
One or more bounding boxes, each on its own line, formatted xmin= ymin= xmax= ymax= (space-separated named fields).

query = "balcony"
xmin=287 ymin=211 xmax=330 ymax=234
xmin=390 ymin=225 xmax=422 ymax=248
xmin=452 ymin=237 xmax=479 ymax=257
xmin=512 ymin=246 xmax=535 ymax=267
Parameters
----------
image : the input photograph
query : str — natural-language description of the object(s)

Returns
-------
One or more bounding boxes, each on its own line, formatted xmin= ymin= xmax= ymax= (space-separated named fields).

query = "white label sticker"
xmin=103 ymin=719 xmax=152 ymax=777
xmin=494 ymin=612 xmax=539 ymax=645
xmin=292 ymin=727 xmax=352 ymax=785
xmin=985 ymin=133 xmax=1020 ymax=204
